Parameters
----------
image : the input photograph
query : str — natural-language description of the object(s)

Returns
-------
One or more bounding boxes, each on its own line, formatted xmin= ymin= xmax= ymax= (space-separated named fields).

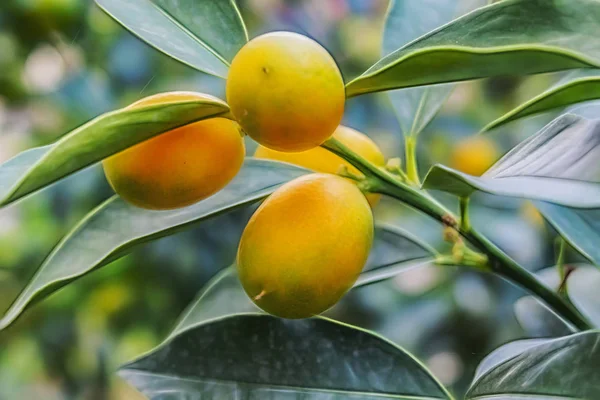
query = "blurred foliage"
xmin=0 ymin=0 xmax=577 ymax=398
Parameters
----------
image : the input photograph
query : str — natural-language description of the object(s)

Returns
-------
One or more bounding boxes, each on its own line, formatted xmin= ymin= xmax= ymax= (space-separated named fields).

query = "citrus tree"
xmin=2 ymin=0 xmax=600 ymax=398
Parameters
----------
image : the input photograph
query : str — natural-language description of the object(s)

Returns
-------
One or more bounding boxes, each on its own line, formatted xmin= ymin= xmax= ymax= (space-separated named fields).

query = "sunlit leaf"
xmin=347 ymin=0 xmax=600 ymax=97
xmin=0 ymin=99 xmax=229 ymax=208
xmin=423 ymin=114 xmax=600 ymax=208
xmin=95 ymin=0 xmax=248 ymax=78
xmin=383 ymin=0 xmax=485 ymax=136
xmin=483 ymin=70 xmax=600 ymax=131
xmin=0 ymin=160 xmax=308 ymax=331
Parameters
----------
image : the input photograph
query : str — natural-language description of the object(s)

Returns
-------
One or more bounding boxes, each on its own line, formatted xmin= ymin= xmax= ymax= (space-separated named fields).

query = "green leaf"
xmin=121 ymin=315 xmax=452 ymax=400
xmin=515 ymin=265 xmax=600 ymax=331
xmin=95 ymin=0 xmax=248 ymax=78
xmin=568 ymin=266 xmax=600 ymax=326
xmin=0 ymin=98 xmax=229 ymax=208
xmin=422 ymin=114 xmax=600 ymax=208
xmin=423 ymin=164 xmax=600 ymax=208
xmin=346 ymin=0 xmax=600 ymax=97
xmin=357 ymin=224 xmax=436 ymax=287
xmin=0 ymin=160 xmax=308 ymax=331
xmin=483 ymin=70 xmax=600 ymax=131
xmin=122 ymin=249 xmax=447 ymax=400
xmin=514 ymin=295 xmax=572 ymax=336
xmin=467 ymin=331 xmax=600 ymax=399
xmin=383 ymin=0 xmax=485 ymax=136
xmin=535 ymin=202 xmax=600 ymax=267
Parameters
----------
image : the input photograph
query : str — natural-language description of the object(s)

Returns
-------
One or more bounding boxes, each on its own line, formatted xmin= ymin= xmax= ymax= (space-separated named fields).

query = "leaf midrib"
xmin=145 ymin=0 xmax=231 ymax=66
xmin=346 ymin=44 xmax=599 ymax=96
xmin=0 ymin=102 xmax=228 ymax=206
xmin=0 ymin=181 xmax=281 ymax=330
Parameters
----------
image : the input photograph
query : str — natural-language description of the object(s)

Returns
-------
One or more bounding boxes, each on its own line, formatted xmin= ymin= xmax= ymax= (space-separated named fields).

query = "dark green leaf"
xmin=122 ymin=314 xmax=451 ymax=400
xmin=535 ymin=202 xmax=600 ymax=267
xmin=0 ymin=99 xmax=229 ymax=208
xmin=125 ymin=226 xmax=440 ymax=399
xmin=347 ymin=0 xmax=600 ymax=97
xmin=383 ymin=0 xmax=484 ymax=136
xmin=121 ymin=316 xmax=450 ymax=400
xmin=467 ymin=331 xmax=600 ymax=399
xmin=483 ymin=70 xmax=600 ymax=131
xmin=95 ymin=0 xmax=247 ymax=78
xmin=0 ymin=160 xmax=307 ymax=331
xmin=422 ymin=114 xmax=600 ymax=208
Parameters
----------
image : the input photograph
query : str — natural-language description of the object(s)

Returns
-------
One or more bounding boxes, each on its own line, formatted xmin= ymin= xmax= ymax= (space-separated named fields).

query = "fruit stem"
xmin=405 ymin=135 xmax=421 ymax=186
xmin=321 ymin=137 xmax=593 ymax=331
xmin=254 ymin=290 xmax=267 ymax=301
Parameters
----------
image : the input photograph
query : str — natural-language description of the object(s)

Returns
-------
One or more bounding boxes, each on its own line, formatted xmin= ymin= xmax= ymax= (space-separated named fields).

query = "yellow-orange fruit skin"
xmin=102 ymin=92 xmax=245 ymax=210
xmin=226 ymin=31 xmax=345 ymax=152
xmin=237 ymin=174 xmax=374 ymax=319
xmin=254 ymin=125 xmax=385 ymax=206
xmin=450 ymin=136 xmax=500 ymax=177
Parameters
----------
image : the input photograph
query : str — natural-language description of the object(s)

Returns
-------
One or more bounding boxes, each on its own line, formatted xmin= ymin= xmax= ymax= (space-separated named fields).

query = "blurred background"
xmin=0 ymin=0 xmax=581 ymax=398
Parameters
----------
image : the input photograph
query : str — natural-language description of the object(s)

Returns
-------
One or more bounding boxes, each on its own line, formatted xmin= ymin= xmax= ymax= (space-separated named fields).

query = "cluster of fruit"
xmin=102 ymin=32 xmax=385 ymax=318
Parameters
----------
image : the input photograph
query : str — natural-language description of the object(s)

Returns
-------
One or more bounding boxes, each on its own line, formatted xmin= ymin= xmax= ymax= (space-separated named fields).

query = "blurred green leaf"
xmin=514 ymin=295 xmax=572 ymax=337
xmin=422 ymin=114 xmax=600 ymax=208
xmin=347 ymin=0 xmax=600 ymax=97
xmin=0 ymin=98 xmax=229 ymax=208
xmin=95 ymin=0 xmax=248 ymax=78
xmin=383 ymin=0 xmax=485 ymax=136
xmin=535 ymin=202 xmax=600 ymax=267
xmin=484 ymin=70 xmax=600 ymax=131
xmin=0 ymin=160 xmax=308 ymax=331
xmin=467 ymin=331 xmax=600 ymax=399
xmin=515 ymin=265 xmax=600 ymax=330
xmin=169 ymin=224 xmax=437 ymax=339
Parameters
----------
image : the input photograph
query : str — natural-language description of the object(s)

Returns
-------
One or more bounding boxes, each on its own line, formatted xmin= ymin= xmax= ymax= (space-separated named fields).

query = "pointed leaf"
xmin=484 ymin=70 xmax=600 ymax=131
xmin=423 ymin=114 xmax=600 ymax=208
xmin=121 ymin=314 xmax=452 ymax=400
xmin=347 ymin=0 xmax=600 ymax=97
xmin=0 ymin=98 xmax=229 ymax=208
xmin=95 ymin=0 xmax=248 ymax=78
xmin=515 ymin=265 xmax=600 ymax=332
xmin=0 ymin=160 xmax=308 ymax=331
xmin=383 ymin=0 xmax=485 ymax=136
xmin=467 ymin=331 xmax=600 ymax=399
xmin=357 ymin=224 xmax=436 ymax=287
xmin=535 ymin=202 xmax=600 ymax=267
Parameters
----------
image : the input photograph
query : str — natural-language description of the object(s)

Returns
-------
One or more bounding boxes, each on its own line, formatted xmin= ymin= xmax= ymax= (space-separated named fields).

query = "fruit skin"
xmin=227 ymin=31 xmax=345 ymax=152
xmin=255 ymin=125 xmax=385 ymax=206
xmin=103 ymin=92 xmax=245 ymax=210
xmin=237 ymin=173 xmax=373 ymax=319
xmin=450 ymin=136 xmax=499 ymax=176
